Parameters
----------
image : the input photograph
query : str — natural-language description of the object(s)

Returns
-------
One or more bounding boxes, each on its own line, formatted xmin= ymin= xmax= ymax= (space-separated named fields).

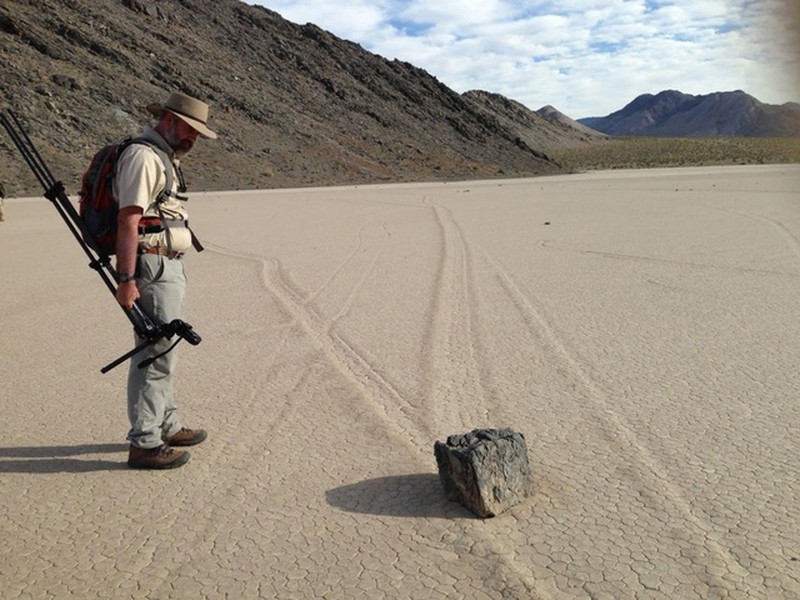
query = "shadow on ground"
xmin=326 ymin=473 xmax=474 ymax=519
xmin=0 ymin=443 xmax=127 ymax=473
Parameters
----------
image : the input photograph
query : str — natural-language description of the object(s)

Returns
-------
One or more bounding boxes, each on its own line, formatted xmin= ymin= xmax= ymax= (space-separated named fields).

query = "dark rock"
xmin=0 ymin=14 xmax=20 ymax=35
xmin=434 ymin=428 xmax=533 ymax=518
xmin=51 ymin=74 xmax=80 ymax=90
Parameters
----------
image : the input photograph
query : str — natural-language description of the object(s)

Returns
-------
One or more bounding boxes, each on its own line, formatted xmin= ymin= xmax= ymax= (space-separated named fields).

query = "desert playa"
xmin=0 ymin=165 xmax=798 ymax=599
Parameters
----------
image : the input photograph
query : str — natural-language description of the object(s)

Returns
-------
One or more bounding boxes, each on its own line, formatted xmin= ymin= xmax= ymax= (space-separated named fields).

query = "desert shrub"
xmin=550 ymin=137 xmax=800 ymax=171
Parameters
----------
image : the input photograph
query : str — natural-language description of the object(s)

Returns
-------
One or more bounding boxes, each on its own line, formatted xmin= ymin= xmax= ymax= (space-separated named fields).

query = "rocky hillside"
xmin=464 ymin=91 xmax=608 ymax=149
xmin=579 ymin=90 xmax=800 ymax=137
xmin=0 ymin=0 xmax=582 ymax=197
xmin=536 ymin=105 xmax=606 ymax=139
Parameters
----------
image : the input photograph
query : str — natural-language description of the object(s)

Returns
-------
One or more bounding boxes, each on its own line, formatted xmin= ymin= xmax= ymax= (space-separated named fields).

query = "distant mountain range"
xmin=578 ymin=90 xmax=800 ymax=137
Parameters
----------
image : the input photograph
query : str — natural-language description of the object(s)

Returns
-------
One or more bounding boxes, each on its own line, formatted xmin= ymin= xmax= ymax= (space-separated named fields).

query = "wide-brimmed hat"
xmin=146 ymin=91 xmax=217 ymax=139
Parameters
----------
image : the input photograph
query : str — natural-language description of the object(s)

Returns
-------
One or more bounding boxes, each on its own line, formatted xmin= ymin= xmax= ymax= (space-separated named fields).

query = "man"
xmin=0 ymin=181 xmax=5 ymax=221
xmin=114 ymin=91 xmax=217 ymax=469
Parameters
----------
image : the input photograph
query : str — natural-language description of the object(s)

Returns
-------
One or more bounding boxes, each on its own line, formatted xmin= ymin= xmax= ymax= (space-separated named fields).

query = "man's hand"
xmin=115 ymin=280 xmax=140 ymax=310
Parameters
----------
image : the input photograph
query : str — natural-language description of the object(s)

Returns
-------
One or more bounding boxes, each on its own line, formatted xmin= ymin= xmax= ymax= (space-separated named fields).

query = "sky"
xmin=249 ymin=0 xmax=800 ymax=119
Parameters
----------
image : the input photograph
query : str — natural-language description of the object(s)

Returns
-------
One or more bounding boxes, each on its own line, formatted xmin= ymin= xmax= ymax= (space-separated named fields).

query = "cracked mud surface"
xmin=1 ymin=165 xmax=798 ymax=599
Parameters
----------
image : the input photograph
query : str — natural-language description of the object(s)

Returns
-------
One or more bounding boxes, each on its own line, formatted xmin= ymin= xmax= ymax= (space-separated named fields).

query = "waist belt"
xmin=139 ymin=247 xmax=184 ymax=259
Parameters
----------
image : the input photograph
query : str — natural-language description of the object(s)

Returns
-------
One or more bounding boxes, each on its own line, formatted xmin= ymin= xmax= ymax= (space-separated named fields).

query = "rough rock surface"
xmin=434 ymin=428 xmax=533 ymax=518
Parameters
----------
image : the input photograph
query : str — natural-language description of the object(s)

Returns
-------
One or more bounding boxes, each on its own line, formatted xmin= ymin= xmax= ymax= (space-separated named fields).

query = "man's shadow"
xmin=325 ymin=473 xmax=474 ymax=519
xmin=0 ymin=444 xmax=127 ymax=473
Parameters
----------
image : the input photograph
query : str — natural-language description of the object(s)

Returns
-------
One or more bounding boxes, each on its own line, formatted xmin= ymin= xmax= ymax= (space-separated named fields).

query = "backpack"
xmin=78 ymin=138 xmax=175 ymax=257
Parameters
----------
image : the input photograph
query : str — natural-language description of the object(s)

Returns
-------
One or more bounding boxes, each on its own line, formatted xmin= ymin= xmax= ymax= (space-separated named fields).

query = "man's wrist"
xmin=117 ymin=273 xmax=136 ymax=283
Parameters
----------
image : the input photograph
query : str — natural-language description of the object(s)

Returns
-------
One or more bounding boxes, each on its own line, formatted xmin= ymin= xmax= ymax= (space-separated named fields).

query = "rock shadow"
xmin=325 ymin=473 xmax=474 ymax=519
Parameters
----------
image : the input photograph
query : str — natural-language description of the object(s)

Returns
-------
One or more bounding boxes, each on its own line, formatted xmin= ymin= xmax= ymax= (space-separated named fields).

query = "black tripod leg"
xmin=100 ymin=336 xmax=162 ymax=374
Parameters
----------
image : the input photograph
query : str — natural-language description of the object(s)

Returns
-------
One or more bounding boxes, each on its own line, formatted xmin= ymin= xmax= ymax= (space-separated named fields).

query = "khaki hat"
xmin=147 ymin=91 xmax=217 ymax=139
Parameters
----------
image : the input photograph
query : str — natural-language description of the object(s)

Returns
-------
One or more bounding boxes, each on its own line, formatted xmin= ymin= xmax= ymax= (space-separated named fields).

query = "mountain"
xmin=463 ymin=91 xmax=607 ymax=152
xmin=579 ymin=90 xmax=800 ymax=137
xmin=536 ymin=105 xmax=608 ymax=141
xmin=0 ymin=0 xmax=575 ymax=197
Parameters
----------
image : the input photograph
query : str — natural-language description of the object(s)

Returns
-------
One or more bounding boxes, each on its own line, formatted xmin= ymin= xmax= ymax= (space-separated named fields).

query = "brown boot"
xmin=163 ymin=427 xmax=207 ymax=447
xmin=128 ymin=444 xmax=190 ymax=469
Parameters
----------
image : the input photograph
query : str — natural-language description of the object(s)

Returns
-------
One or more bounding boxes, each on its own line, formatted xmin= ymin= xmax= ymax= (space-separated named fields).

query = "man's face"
xmin=162 ymin=113 xmax=199 ymax=158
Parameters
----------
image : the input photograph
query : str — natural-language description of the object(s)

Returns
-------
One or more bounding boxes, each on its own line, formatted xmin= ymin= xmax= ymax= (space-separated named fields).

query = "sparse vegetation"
xmin=549 ymin=137 xmax=800 ymax=171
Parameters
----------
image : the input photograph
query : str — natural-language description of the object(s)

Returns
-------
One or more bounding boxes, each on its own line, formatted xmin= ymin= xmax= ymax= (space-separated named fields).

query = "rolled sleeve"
xmin=114 ymin=145 xmax=166 ymax=211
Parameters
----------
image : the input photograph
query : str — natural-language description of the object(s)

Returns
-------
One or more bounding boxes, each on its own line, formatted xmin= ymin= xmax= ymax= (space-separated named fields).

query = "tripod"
xmin=1 ymin=109 xmax=202 ymax=373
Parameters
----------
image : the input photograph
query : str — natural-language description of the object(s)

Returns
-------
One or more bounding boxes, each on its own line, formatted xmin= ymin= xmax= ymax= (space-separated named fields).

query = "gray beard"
xmin=170 ymin=139 xmax=194 ymax=159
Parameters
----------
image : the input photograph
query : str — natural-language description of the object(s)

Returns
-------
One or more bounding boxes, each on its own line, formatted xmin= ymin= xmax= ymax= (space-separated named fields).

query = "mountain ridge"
xmin=1 ymin=0 xmax=796 ymax=198
xmin=579 ymin=90 xmax=800 ymax=137
xmin=0 ymin=0 xmax=573 ymax=196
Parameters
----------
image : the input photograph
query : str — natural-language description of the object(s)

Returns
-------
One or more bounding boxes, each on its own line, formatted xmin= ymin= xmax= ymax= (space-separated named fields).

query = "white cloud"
xmin=250 ymin=0 xmax=800 ymax=118
xmin=262 ymin=0 xmax=390 ymax=39
xmin=399 ymin=0 xmax=518 ymax=30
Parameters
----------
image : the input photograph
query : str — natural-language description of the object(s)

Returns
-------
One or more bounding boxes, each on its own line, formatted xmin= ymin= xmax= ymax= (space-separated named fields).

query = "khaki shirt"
xmin=113 ymin=127 xmax=192 ymax=252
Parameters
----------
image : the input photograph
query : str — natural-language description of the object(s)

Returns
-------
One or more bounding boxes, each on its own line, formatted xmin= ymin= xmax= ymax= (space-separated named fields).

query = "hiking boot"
xmin=128 ymin=444 xmax=190 ymax=469
xmin=163 ymin=427 xmax=207 ymax=447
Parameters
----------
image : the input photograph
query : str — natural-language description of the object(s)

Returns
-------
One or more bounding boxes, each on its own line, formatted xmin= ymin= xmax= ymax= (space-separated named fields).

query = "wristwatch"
xmin=117 ymin=273 xmax=136 ymax=283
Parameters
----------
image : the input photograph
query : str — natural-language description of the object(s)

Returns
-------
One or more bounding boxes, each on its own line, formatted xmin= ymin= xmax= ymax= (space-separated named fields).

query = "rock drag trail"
xmin=0 ymin=165 xmax=798 ymax=599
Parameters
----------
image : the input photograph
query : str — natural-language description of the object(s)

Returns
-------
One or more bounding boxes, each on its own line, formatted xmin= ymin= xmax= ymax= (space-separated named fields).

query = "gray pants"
xmin=127 ymin=254 xmax=187 ymax=449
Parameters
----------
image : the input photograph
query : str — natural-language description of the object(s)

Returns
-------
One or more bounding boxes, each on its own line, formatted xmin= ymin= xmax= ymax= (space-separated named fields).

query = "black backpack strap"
xmin=189 ymin=226 xmax=204 ymax=252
